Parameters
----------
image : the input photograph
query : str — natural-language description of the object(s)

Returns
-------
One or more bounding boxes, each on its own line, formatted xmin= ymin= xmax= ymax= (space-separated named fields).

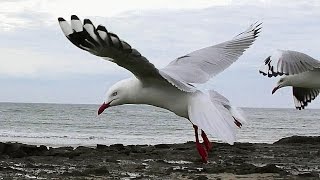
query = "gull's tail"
xmin=188 ymin=90 xmax=246 ymax=145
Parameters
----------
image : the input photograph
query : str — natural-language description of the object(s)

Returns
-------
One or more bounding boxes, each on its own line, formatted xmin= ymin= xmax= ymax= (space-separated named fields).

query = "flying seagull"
xmin=58 ymin=15 xmax=261 ymax=162
xmin=259 ymin=50 xmax=320 ymax=110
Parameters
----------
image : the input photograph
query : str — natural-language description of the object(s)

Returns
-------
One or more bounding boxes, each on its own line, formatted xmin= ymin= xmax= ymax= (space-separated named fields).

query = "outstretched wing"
xmin=58 ymin=15 xmax=164 ymax=82
xmin=159 ymin=22 xmax=261 ymax=88
xmin=293 ymin=87 xmax=320 ymax=110
xmin=259 ymin=50 xmax=320 ymax=77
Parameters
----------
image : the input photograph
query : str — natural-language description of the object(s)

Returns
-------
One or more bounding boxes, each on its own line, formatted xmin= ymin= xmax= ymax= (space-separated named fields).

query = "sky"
xmin=0 ymin=0 xmax=319 ymax=108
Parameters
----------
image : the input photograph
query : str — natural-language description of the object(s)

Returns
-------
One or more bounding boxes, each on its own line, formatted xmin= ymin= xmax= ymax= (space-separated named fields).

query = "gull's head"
xmin=98 ymin=79 xmax=134 ymax=115
xmin=272 ymin=77 xmax=289 ymax=94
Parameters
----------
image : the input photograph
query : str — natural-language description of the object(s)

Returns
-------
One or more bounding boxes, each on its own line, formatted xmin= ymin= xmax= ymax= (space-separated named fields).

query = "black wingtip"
xmin=253 ymin=22 xmax=262 ymax=38
xmin=58 ymin=17 xmax=65 ymax=22
xmin=259 ymin=70 xmax=267 ymax=76
xmin=264 ymin=56 xmax=271 ymax=64
xmin=84 ymin=19 xmax=93 ymax=25
xmin=97 ymin=25 xmax=107 ymax=32
xmin=71 ymin=15 xmax=79 ymax=20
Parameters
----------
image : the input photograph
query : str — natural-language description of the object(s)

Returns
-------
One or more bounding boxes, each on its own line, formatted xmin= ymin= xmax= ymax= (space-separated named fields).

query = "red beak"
xmin=272 ymin=86 xmax=280 ymax=94
xmin=98 ymin=102 xmax=110 ymax=115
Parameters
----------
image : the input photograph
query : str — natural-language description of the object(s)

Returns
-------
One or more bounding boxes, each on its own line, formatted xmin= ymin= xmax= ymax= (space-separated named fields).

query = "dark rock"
xmin=255 ymin=164 xmax=284 ymax=174
xmin=1 ymin=137 xmax=320 ymax=179
xmin=96 ymin=144 xmax=107 ymax=149
xmin=20 ymin=144 xmax=38 ymax=154
xmin=105 ymin=158 xmax=118 ymax=163
xmin=128 ymin=145 xmax=147 ymax=153
xmin=205 ymin=166 xmax=226 ymax=173
xmin=194 ymin=175 xmax=208 ymax=180
xmin=39 ymin=145 xmax=48 ymax=151
xmin=67 ymin=152 xmax=81 ymax=159
xmin=232 ymin=157 xmax=245 ymax=164
xmin=83 ymin=166 xmax=110 ymax=175
xmin=10 ymin=150 xmax=27 ymax=158
xmin=48 ymin=146 xmax=74 ymax=156
xmin=110 ymin=144 xmax=125 ymax=151
xmin=274 ymin=136 xmax=320 ymax=145
xmin=5 ymin=143 xmax=22 ymax=153
xmin=298 ymin=171 xmax=319 ymax=177
xmin=235 ymin=163 xmax=257 ymax=174
xmin=75 ymin=146 xmax=92 ymax=152
xmin=122 ymin=149 xmax=131 ymax=155
xmin=155 ymin=144 xmax=171 ymax=149
xmin=0 ymin=142 xmax=6 ymax=154
xmin=175 ymin=147 xmax=189 ymax=150
xmin=62 ymin=170 xmax=86 ymax=176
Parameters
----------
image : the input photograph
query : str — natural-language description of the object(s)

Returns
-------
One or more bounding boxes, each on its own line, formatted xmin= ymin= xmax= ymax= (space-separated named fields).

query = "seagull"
xmin=58 ymin=15 xmax=261 ymax=162
xmin=259 ymin=50 xmax=320 ymax=110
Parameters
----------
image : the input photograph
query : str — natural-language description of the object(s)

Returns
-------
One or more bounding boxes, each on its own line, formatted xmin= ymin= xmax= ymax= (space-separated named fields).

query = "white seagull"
xmin=259 ymin=50 xmax=320 ymax=110
xmin=58 ymin=15 xmax=261 ymax=162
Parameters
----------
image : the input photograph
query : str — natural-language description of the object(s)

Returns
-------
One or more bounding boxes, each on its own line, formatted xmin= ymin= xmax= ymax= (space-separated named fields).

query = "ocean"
xmin=0 ymin=102 xmax=319 ymax=147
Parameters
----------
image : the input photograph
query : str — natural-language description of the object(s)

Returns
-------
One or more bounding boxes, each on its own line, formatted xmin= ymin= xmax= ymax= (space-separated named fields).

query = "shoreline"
xmin=1 ymin=136 xmax=320 ymax=179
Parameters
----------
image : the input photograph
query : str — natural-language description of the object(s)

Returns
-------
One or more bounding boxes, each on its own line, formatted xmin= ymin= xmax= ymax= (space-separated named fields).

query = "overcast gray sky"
xmin=0 ymin=0 xmax=319 ymax=108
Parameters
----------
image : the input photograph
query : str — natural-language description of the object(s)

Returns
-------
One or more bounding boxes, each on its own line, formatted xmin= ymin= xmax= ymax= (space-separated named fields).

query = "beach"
xmin=0 ymin=136 xmax=319 ymax=179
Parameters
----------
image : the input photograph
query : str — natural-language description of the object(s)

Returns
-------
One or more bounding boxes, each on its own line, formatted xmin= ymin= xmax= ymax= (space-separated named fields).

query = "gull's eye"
xmin=112 ymin=92 xmax=117 ymax=96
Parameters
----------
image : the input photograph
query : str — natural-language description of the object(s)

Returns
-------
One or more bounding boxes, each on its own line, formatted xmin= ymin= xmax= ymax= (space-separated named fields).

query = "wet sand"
xmin=0 ymin=136 xmax=319 ymax=179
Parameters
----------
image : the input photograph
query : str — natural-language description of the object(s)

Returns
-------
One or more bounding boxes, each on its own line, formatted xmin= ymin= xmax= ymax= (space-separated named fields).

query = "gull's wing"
xmin=58 ymin=15 xmax=165 ymax=82
xmin=209 ymin=90 xmax=246 ymax=126
xmin=189 ymin=91 xmax=244 ymax=145
xmin=293 ymin=87 xmax=320 ymax=110
xmin=259 ymin=50 xmax=320 ymax=77
xmin=159 ymin=22 xmax=261 ymax=88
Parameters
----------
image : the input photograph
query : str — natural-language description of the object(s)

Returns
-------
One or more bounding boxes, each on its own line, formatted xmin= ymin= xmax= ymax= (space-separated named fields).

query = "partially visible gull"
xmin=58 ymin=15 xmax=261 ymax=162
xmin=260 ymin=50 xmax=320 ymax=110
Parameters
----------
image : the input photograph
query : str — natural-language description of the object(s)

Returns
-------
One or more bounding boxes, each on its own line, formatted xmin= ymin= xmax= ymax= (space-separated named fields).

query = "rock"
xmin=234 ymin=163 xmax=257 ymax=174
xmin=83 ymin=166 xmax=110 ymax=175
xmin=128 ymin=145 xmax=147 ymax=153
xmin=10 ymin=150 xmax=27 ymax=158
xmin=255 ymin=164 xmax=285 ymax=174
xmin=110 ymin=144 xmax=125 ymax=151
xmin=5 ymin=143 xmax=22 ymax=154
xmin=96 ymin=144 xmax=107 ymax=149
xmin=39 ymin=145 xmax=48 ymax=151
xmin=298 ymin=171 xmax=319 ymax=177
xmin=48 ymin=146 xmax=74 ymax=156
xmin=0 ymin=142 xmax=6 ymax=154
xmin=62 ymin=170 xmax=86 ymax=176
xmin=75 ymin=146 xmax=93 ymax=153
xmin=20 ymin=144 xmax=38 ymax=154
xmin=274 ymin=136 xmax=320 ymax=145
xmin=155 ymin=144 xmax=171 ymax=149
xmin=194 ymin=175 xmax=208 ymax=180
xmin=0 ymin=137 xmax=320 ymax=179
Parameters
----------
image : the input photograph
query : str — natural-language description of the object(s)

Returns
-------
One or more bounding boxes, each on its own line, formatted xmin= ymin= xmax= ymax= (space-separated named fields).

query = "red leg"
xmin=193 ymin=125 xmax=208 ymax=163
xmin=201 ymin=130 xmax=213 ymax=152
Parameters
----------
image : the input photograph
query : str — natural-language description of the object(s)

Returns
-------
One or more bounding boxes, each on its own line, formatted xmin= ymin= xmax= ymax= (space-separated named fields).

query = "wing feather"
xmin=160 ymin=22 xmax=261 ymax=85
xmin=293 ymin=87 xmax=320 ymax=110
xmin=58 ymin=15 xmax=165 ymax=83
xmin=59 ymin=16 xmax=261 ymax=93
xmin=259 ymin=50 xmax=320 ymax=77
xmin=188 ymin=91 xmax=245 ymax=144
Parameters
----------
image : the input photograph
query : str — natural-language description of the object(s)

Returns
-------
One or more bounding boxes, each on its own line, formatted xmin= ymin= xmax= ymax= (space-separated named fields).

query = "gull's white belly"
xmin=289 ymin=69 xmax=320 ymax=88
xmin=136 ymin=85 xmax=191 ymax=119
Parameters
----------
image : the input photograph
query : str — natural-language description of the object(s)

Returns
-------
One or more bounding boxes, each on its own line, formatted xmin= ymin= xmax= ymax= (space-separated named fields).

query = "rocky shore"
xmin=0 ymin=136 xmax=320 ymax=179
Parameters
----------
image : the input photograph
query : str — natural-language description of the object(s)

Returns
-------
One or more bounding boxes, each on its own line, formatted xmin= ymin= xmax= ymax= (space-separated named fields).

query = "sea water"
xmin=0 ymin=102 xmax=319 ymax=147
